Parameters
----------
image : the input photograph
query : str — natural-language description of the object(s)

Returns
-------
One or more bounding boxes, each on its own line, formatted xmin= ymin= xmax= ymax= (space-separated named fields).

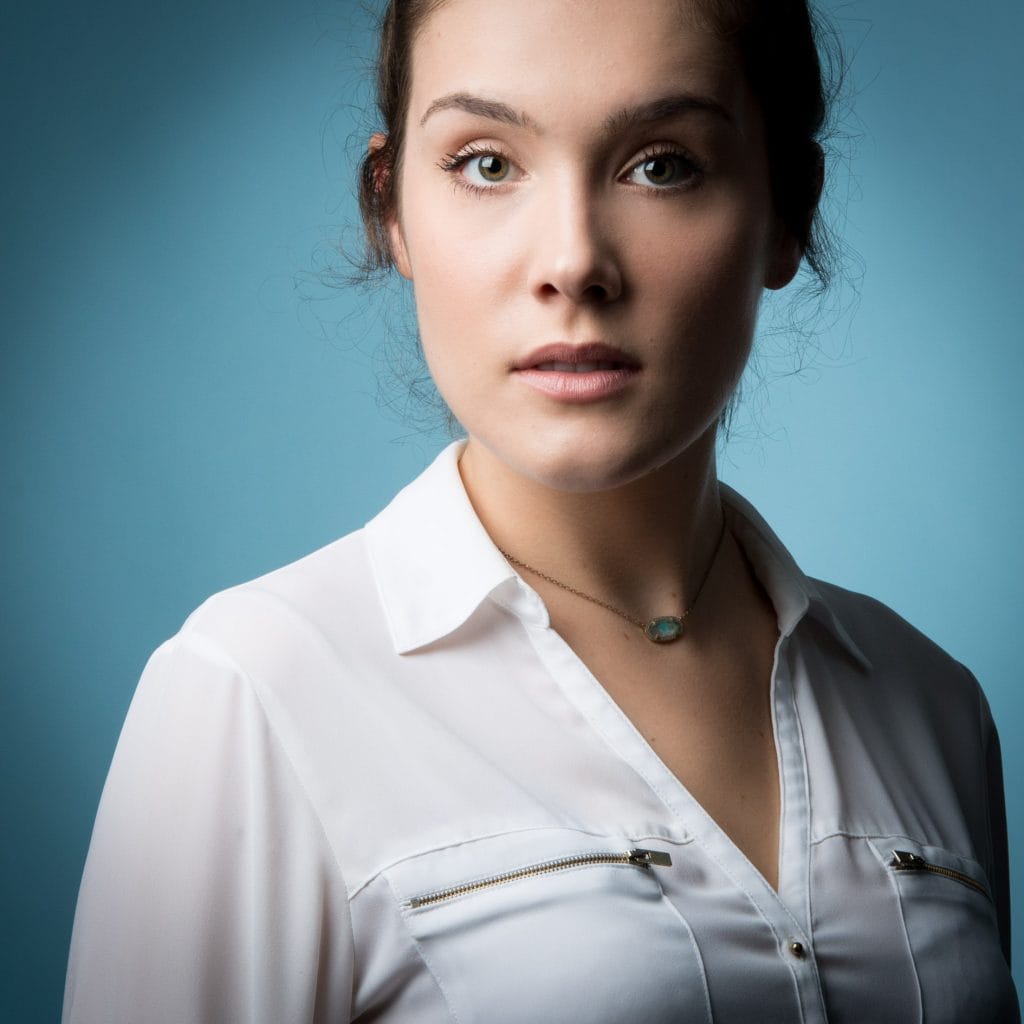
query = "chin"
xmin=486 ymin=430 xmax=700 ymax=495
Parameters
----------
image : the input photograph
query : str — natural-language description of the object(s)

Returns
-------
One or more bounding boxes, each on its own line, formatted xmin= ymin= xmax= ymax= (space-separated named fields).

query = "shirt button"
xmin=787 ymin=941 xmax=808 ymax=960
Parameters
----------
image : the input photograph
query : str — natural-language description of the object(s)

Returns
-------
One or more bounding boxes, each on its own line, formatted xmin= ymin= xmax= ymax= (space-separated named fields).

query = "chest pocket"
xmin=385 ymin=830 xmax=711 ymax=1024
xmin=869 ymin=838 xmax=1018 ymax=1024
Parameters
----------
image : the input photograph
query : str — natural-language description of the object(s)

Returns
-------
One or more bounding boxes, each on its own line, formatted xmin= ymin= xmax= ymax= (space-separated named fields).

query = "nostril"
xmin=531 ymin=251 xmax=622 ymax=304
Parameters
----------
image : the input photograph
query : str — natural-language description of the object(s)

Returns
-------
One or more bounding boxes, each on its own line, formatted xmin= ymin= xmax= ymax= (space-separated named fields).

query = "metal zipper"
xmin=408 ymin=848 xmax=672 ymax=909
xmin=889 ymin=849 xmax=991 ymax=901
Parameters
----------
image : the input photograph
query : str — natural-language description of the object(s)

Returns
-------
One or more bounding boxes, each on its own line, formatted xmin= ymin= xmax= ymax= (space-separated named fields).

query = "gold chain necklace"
xmin=499 ymin=511 xmax=729 ymax=644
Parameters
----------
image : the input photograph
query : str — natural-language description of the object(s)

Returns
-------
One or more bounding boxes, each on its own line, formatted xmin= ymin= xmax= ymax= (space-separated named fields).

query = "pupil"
xmin=644 ymin=157 xmax=674 ymax=184
xmin=480 ymin=156 xmax=507 ymax=181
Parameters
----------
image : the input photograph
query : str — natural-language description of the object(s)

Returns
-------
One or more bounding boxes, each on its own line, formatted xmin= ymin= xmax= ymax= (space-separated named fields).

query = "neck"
xmin=458 ymin=433 xmax=725 ymax=617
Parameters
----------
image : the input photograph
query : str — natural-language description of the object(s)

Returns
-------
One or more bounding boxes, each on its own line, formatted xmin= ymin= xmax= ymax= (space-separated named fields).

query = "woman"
xmin=63 ymin=0 xmax=1018 ymax=1020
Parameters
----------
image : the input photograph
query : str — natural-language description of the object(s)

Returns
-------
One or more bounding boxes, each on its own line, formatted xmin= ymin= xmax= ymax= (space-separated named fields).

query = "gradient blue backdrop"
xmin=2 ymin=1 xmax=1021 ymax=1018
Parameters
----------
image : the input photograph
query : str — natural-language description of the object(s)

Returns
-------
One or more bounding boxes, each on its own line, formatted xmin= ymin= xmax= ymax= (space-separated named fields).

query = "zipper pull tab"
xmin=629 ymin=848 xmax=672 ymax=868
xmin=890 ymin=849 xmax=926 ymax=870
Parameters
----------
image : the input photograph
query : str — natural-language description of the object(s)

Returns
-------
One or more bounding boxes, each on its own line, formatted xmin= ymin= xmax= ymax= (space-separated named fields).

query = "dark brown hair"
xmin=357 ymin=0 xmax=841 ymax=288
xmin=357 ymin=0 xmax=445 ymax=275
xmin=692 ymin=0 xmax=837 ymax=285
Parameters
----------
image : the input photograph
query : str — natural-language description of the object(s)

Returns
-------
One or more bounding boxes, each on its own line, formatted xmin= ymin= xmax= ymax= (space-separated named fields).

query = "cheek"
xmin=404 ymin=229 xmax=522 ymax=382
xmin=410 ymin=263 xmax=494 ymax=410
xmin=412 ymin=263 xmax=494 ymax=389
xmin=630 ymin=213 xmax=767 ymax=335
xmin=624 ymin=212 xmax=769 ymax=419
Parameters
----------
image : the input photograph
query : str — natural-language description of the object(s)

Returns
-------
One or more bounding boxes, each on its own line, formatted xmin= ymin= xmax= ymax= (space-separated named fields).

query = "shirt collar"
xmin=363 ymin=441 xmax=547 ymax=654
xmin=721 ymin=484 xmax=872 ymax=671
xmin=365 ymin=440 xmax=870 ymax=669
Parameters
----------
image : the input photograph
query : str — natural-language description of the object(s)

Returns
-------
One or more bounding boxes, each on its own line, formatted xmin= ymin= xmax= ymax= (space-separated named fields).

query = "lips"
xmin=513 ymin=343 xmax=640 ymax=403
xmin=534 ymin=360 xmax=626 ymax=373
xmin=513 ymin=342 xmax=640 ymax=372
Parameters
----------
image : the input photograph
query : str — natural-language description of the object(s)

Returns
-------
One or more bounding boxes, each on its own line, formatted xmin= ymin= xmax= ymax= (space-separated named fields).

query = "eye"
xmin=465 ymin=153 xmax=513 ymax=185
xmin=438 ymin=146 xmax=519 ymax=192
xmin=623 ymin=149 xmax=703 ymax=191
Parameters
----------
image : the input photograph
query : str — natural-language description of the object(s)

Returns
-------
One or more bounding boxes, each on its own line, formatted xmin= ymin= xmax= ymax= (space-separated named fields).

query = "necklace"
xmin=499 ymin=510 xmax=729 ymax=645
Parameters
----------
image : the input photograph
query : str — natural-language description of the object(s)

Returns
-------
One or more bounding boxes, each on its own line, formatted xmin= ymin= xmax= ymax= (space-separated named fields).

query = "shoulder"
xmin=811 ymin=575 xmax=983 ymax=706
xmin=127 ymin=526 xmax=404 ymax=860
xmin=723 ymin=483 xmax=984 ymax=717
xmin=127 ymin=527 xmax=402 ymax=776
xmin=173 ymin=526 xmax=390 ymax=681
xmin=812 ymin=577 xmax=975 ymax=686
xmin=171 ymin=441 xmax=473 ymax=671
xmin=806 ymin=575 xmax=992 ymax=753
xmin=193 ymin=526 xmax=376 ymax=623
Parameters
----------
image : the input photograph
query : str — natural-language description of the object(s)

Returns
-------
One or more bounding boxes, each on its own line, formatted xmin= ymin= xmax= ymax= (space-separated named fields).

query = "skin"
xmin=383 ymin=0 xmax=807 ymax=889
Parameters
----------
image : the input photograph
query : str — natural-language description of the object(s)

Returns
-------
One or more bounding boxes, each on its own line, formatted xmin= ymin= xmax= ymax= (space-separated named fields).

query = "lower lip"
xmin=513 ymin=367 xmax=639 ymax=403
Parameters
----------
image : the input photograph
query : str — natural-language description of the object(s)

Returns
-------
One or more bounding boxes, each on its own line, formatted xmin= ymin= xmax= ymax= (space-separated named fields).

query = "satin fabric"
xmin=63 ymin=442 xmax=1018 ymax=1022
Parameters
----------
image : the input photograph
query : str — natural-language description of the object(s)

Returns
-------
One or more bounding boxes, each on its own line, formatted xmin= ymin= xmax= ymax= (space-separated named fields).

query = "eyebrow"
xmin=419 ymin=91 xmax=731 ymax=135
xmin=602 ymin=93 xmax=733 ymax=136
xmin=420 ymin=93 xmax=540 ymax=130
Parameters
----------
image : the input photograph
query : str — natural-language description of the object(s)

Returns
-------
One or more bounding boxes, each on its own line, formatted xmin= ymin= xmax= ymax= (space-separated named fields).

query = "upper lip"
xmin=513 ymin=342 xmax=640 ymax=371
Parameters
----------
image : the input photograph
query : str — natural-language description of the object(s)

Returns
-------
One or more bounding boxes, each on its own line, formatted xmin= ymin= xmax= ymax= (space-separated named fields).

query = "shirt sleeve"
xmin=980 ymin=684 xmax=1013 ymax=970
xmin=62 ymin=629 xmax=355 ymax=1023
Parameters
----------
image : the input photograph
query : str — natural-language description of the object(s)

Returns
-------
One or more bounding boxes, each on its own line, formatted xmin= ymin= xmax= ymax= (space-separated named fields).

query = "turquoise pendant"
xmin=645 ymin=616 xmax=683 ymax=643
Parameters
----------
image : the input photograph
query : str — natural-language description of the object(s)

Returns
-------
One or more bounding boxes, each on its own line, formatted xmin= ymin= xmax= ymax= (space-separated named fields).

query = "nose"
xmin=527 ymin=181 xmax=623 ymax=306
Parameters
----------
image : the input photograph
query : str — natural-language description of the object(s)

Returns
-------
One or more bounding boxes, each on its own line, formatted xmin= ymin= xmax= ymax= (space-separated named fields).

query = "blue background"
xmin=2 ymin=0 xmax=1021 ymax=1018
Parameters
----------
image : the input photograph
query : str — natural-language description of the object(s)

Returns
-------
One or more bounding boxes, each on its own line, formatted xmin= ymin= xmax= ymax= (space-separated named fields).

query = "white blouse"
xmin=64 ymin=442 xmax=1018 ymax=1023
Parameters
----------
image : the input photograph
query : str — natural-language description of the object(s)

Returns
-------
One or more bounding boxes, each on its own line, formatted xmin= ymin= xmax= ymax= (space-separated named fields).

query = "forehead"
xmin=408 ymin=0 xmax=744 ymax=127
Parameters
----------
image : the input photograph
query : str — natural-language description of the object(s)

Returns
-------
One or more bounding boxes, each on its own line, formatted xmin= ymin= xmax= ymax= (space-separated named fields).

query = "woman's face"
xmin=390 ymin=0 xmax=800 ymax=492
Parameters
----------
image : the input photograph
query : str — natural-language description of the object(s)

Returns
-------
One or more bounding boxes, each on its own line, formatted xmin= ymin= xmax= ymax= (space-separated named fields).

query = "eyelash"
xmin=437 ymin=143 xmax=516 ymax=197
xmin=625 ymin=144 xmax=705 ymax=195
xmin=436 ymin=142 xmax=706 ymax=197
